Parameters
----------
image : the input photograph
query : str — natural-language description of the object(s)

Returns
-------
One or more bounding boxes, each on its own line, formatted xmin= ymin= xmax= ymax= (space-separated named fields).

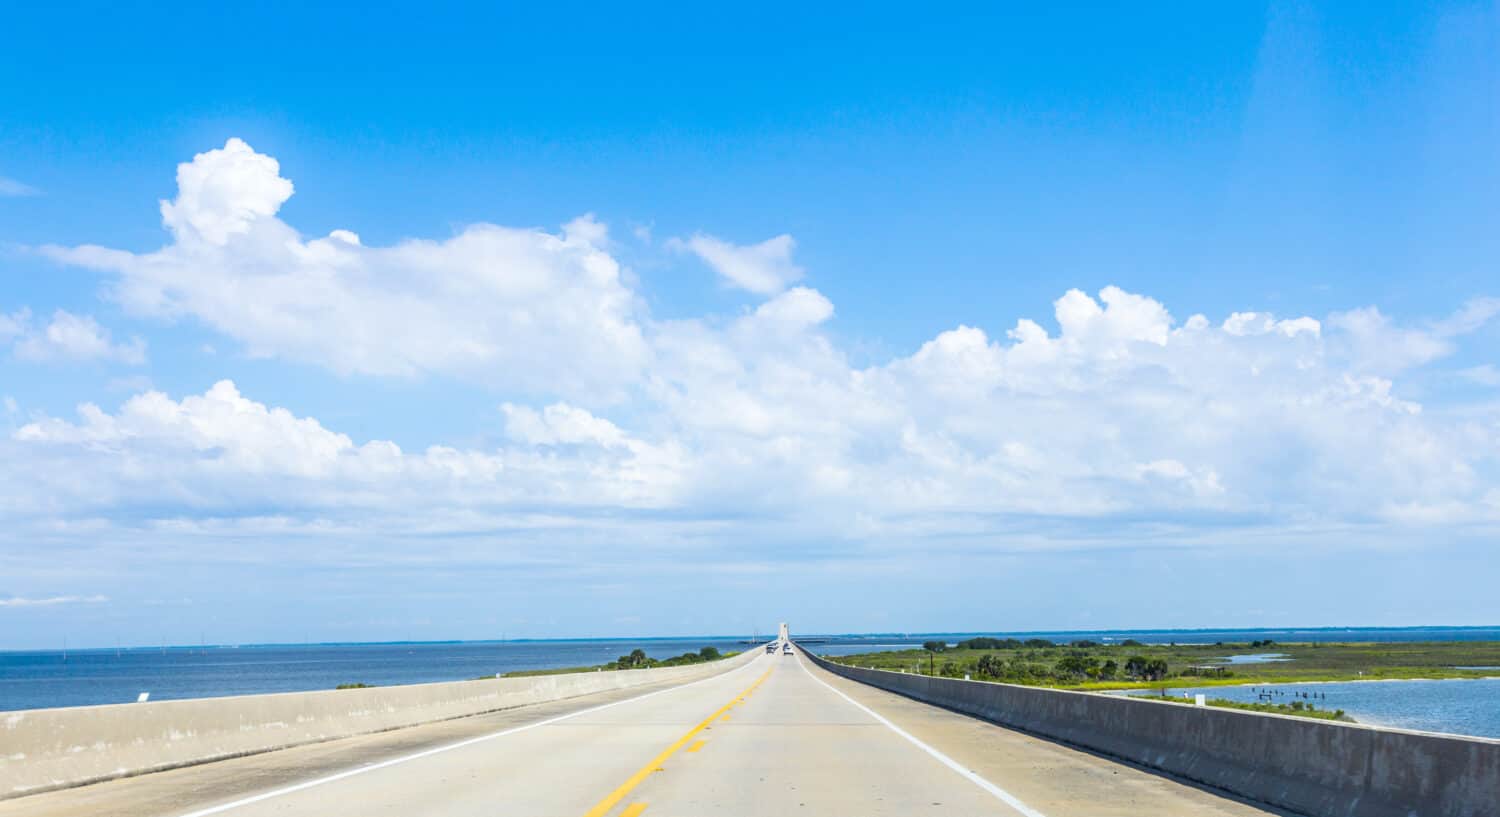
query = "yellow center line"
xmin=620 ymin=805 xmax=647 ymax=817
xmin=686 ymin=740 xmax=706 ymax=753
xmin=580 ymin=665 xmax=772 ymax=817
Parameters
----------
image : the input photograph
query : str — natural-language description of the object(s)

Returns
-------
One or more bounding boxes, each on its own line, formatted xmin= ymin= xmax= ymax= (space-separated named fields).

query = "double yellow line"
xmin=580 ymin=664 xmax=773 ymax=817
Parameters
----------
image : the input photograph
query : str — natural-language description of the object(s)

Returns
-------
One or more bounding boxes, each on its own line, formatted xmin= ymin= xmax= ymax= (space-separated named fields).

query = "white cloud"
xmin=1135 ymin=459 xmax=1225 ymax=498
xmin=0 ymin=311 xmax=22 ymax=341
xmin=159 ymin=138 xmax=294 ymax=244
xmin=0 ymin=595 xmax=108 ymax=608
xmin=1458 ymin=365 xmax=1500 ymax=387
xmin=1222 ymin=311 xmax=1321 ymax=338
xmin=15 ymin=140 xmax=1500 ymax=567
xmin=4 ymin=309 xmax=146 ymax=365
xmin=1433 ymin=296 xmax=1500 ymax=337
xmin=0 ymin=176 xmax=39 ymax=197
xmin=16 ymin=380 xmax=361 ymax=478
xmin=1054 ymin=285 xmax=1173 ymax=348
xmin=9 ymin=380 xmax=681 ymax=519
xmin=672 ymin=233 xmax=803 ymax=295
xmin=45 ymin=139 xmax=646 ymax=396
xmin=1327 ymin=306 xmax=1451 ymax=373
xmin=750 ymin=286 xmax=834 ymax=329
xmin=14 ymin=281 xmax=1493 ymax=550
xmin=503 ymin=402 xmax=631 ymax=448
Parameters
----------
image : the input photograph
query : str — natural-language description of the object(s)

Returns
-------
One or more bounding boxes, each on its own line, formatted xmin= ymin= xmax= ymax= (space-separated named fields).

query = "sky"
xmin=1 ymin=2 xmax=1497 ymax=649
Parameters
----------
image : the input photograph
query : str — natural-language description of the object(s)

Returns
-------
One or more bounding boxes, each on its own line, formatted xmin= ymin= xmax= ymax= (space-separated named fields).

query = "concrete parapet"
xmin=802 ymin=647 xmax=1499 ymax=817
xmin=2 ymin=648 xmax=761 ymax=800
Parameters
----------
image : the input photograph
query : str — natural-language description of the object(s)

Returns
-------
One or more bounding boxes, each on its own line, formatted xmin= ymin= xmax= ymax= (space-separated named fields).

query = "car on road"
xmin=782 ymin=643 xmax=793 ymax=655
xmin=765 ymin=643 xmax=776 ymax=653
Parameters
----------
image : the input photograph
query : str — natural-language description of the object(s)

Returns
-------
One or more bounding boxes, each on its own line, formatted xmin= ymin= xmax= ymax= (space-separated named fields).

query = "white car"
xmin=782 ymin=643 xmax=793 ymax=655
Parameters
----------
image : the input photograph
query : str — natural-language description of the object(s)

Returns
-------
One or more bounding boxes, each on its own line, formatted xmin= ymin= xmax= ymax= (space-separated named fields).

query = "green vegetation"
xmin=1202 ymin=697 xmax=1349 ymax=721
xmin=500 ymin=646 xmax=738 ymax=678
xmin=335 ymin=682 xmax=373 ymax=689
xmin=829 ymin=640 xmax=1500 ymax=692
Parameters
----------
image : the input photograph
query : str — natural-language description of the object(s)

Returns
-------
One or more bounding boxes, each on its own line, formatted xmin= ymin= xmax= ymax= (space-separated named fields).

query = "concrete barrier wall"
xmin=2 ymin=648 xmax=762 ymax=800
xmin=802 ymin=648 xmax=1500 ymax=817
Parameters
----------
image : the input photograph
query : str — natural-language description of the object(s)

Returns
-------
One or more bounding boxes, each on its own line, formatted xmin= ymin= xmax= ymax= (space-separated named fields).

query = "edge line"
xmin=795 ymin=653 xmax=1048 ymax=817
xmin=173 ymin=655 xmax=767 ymax=817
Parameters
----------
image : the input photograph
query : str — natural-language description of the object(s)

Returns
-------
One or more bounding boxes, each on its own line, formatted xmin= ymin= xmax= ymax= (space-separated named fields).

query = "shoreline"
xmin=1099 ymin=674 xmax=1500 ymax=693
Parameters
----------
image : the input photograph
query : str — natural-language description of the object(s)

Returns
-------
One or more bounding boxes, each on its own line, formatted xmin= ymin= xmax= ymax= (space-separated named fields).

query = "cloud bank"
xmin=15 ymin=139 xmax=1499 ymax=571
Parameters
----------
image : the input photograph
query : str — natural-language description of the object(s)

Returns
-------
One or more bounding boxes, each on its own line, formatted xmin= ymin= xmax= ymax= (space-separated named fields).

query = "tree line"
xmin=914 ymin=638 xmax=1172 ymax=683
xmin=608 ymin=646 xmax=723 ymax=670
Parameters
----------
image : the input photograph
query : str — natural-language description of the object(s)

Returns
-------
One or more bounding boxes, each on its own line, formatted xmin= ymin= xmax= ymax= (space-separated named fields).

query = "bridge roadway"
xmin=0 ymin=649 xmax=1288 ymax=817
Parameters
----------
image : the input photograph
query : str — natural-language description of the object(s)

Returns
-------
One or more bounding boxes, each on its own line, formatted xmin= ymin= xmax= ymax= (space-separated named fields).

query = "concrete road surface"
xmin=0 ymin=650 xmax=1289 ymax=817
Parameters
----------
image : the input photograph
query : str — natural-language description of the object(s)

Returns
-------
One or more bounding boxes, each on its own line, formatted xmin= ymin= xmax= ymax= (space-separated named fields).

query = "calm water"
xmin=0 ymin=637 xmax=752 ymax=711
xmin=1118 ymin=678 xmax=1500 ymax=739
xmin=1221 ymin=653 xmax=1291 ymax=664
xmin=808 ymin=626 xmax=1500 ymax=656
xmin=5 ymin=626 xmax=1499 ymax=716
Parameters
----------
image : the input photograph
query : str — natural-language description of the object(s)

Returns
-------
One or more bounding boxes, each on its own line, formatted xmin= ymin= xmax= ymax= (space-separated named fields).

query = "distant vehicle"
xmin=765 ymin=643 xmax=776 ymax=653
xmin=782 ymin=643 xmax=793 ymax=655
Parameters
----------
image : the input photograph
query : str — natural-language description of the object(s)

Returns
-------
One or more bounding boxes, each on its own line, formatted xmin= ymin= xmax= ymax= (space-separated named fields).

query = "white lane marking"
xmin=174 ymin=655 xmax=769 ymax=817
xmin=796 ymin=654 xmax=1048 ymax=817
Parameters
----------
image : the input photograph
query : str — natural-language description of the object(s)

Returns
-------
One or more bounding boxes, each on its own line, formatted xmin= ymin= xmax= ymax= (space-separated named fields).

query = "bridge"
xmin=1 ymin=638 xmax=1494 ymax=816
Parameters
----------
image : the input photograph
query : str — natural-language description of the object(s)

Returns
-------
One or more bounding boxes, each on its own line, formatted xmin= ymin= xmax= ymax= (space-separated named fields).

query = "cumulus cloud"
xmin=502 ymin=402 xmax=632 ymax=448
xmin=1222 ymin=311 xmax=1321 ymax=338
xmin=750 ymin=286 xmax=834 ymax=329
xmin=9 ymin=380 xmax=681 ymax=520
xmin=10 ymin=283 xmax=1496 ymax=552
xmin=15 ymin=140 xmax=1500 ymax=567
xmin=159 ymin=138 xmax=293 ymax=244
xmin=3 ymin=309 xmax=146 ymax=364
xmin=672 ymin=233 xmax=803 ymax=295
xmin=44 ymin=139 xmax=646 ymax=396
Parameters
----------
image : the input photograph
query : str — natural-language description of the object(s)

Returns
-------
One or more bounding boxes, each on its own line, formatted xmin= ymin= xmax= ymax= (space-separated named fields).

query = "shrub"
xmin=955 ymin=637 xmax=1022 ymax=651
xmin=976 ymin=653 xmax=1006 ymax=678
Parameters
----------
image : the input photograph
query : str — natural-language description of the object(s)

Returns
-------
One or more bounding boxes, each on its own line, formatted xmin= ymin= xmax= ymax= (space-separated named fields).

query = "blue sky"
xmin=1 ymin=2 xmax=1497 ymax=648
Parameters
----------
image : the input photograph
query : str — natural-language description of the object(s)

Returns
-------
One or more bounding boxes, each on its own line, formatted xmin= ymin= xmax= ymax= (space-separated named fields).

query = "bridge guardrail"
xmin=2 ymin=646 xmax=765 ymax=800
xmin=799 ymin=643 xmax=1499 ymax=817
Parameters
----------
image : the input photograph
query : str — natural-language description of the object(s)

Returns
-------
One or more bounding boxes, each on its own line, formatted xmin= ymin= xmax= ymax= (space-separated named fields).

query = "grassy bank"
xmin=1204 ymin=697 xmax=1349 ymax=721
xmin=499 ymin=646 xmax=738 ymax=678
xmin=826 ymin=639 xmax=1500 ymax=691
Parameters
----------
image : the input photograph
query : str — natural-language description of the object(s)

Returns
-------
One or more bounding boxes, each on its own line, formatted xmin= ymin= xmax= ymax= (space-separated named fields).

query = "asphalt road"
xmin=0 ymin=649 xmax=1289 ymax=817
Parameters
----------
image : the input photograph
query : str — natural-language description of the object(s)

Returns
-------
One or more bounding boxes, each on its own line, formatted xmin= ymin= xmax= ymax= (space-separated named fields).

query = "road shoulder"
xmin=801 ymin=656 xmax=1295 ymax=817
